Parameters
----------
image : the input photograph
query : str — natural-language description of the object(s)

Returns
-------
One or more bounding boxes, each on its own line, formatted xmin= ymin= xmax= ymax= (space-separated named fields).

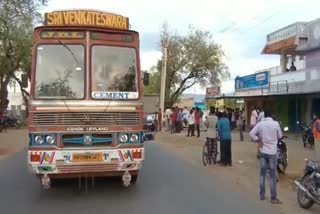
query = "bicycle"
xmin=202 ymin=137 xmax=218 ymax=166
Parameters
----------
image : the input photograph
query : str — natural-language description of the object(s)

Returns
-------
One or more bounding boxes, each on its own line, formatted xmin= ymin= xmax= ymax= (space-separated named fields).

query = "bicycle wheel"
xmin=202 ymin=142 xmax=209 ymax=166
xmin=210 ymin=140 xmax=217 ymax=164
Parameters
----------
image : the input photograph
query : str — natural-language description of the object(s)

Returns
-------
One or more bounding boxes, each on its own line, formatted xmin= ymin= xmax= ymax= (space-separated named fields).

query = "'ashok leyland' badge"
xmin=83 ymin=135 xmax=92 ymax=145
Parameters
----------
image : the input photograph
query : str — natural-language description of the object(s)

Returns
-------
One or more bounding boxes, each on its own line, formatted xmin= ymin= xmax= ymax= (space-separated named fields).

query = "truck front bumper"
xmin=27 ymin=148 xmax=144 ymax=176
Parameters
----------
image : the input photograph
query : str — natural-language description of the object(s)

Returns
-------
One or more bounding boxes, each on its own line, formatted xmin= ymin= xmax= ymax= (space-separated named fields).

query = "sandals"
xmin=271 ymin=199 xmax=282 ymax=204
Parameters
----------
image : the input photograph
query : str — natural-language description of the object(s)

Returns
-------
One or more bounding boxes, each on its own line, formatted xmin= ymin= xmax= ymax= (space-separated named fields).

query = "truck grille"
xmin=62 ymin=133 xmax=113 ymax=148
xmin=32 ymin=112 xmax=140 ymax=126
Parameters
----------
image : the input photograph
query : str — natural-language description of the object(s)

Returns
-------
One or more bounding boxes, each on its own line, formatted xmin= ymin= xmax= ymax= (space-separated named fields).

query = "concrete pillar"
xmin=280 ymin=53 xmax=288 ymax=73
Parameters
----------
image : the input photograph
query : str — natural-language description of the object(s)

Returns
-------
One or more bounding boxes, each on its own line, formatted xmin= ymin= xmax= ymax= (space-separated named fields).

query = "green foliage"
xmin=144 ymin=65 xmax=161 ymax=95
xmin=155 ymin=24 xmax=230 ymax=107
xmin=36 ymin=70 xmax=77 ymax=98
xmin=0 ymin=0 xmax=47 ymax=111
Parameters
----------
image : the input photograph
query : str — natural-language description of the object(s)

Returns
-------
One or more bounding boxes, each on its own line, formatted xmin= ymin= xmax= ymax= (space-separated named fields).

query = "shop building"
xmin=235 ymin=18 xmax=320 ymax=131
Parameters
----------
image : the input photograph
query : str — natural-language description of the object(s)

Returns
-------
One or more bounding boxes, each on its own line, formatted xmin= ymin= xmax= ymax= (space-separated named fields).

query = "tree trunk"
xmin=0 ymin=76 xmax=11 ymax=113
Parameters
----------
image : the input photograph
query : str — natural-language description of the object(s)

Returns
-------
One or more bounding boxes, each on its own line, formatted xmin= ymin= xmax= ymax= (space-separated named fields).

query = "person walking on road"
xmin=182 ymin=107 xmax=189 ymax=129
xmin=165 ymin=107 xmax=172 ymax=132
xmin=158 ymin=108 xmax=162 ymax=131
xmin=241 ymin=109 xmax=246 ymax=131
xmin=205 ymin=107 xmax=219 ymax=164
xmin=217 ymin=112 xmax=232 ymax=167
xmin=250 ymin=106 xmax=258 ymax=130
xmin=313 ymin=114 xmax=320 ymax=160
xmin=249 ymin=109 xmax=283 ymax=204
xmin=171 ymin=107 xmax=177 ymax=133
xmin=176 ymin=108 xmax=183 ymax=133
xmin=237 ymin=112 xmax=244 ymax=141
xmin=258 ymin=108 xmax=265 ymax=122
xmin=187 ymin=109 xmax=195 ymax=137
xmin=195 ymin=107 xmax=201 ymax=137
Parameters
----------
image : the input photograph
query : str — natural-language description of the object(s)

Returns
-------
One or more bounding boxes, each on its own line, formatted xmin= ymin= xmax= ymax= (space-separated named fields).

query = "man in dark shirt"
xmin=289 ymin=62 xmax=296 ymax=71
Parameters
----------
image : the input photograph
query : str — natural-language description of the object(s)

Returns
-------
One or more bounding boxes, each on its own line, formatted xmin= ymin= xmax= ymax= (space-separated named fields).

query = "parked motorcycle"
xmin=143 ymin=113 xmax=156 ymax=141
xmin=0 ymin=116 xmax=19 ymax=132
xmin=294 ymin=159 xmax=320 ymax=209
xmin=277 ymin=131 xmax=288 ymax=174
xmin=298 ymin=121 xmax=314 ymax=148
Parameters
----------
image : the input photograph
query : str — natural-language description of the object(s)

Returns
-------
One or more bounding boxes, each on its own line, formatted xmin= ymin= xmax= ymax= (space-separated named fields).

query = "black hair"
xmin=264 ymin=109 xmax=272 ymax=118
xmin=210 ymin=106 xmax=215 ymax=114
xmin=222 ymin=112 xmax=227 ymax=118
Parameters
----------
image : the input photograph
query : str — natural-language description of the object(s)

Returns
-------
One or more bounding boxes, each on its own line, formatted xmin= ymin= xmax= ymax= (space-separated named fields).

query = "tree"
xmin=144 ymin=63 xmax=161 ymax=95
xmin=0 ymin=0 xmax=48 ymax=112
xmin=158 ymin=24 xmax=230 ymax=107
xmin=36 ymin=69 xmax=77 ymax=98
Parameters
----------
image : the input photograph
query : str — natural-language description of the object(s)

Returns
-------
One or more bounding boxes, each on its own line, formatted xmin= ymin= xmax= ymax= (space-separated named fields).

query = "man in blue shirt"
xmin=217 ymin=112 xmax=232 ymax=166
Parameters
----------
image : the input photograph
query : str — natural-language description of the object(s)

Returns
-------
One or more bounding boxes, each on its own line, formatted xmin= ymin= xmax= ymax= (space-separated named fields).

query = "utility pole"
xmin=160 ymin=41 xmax=169 ymax=112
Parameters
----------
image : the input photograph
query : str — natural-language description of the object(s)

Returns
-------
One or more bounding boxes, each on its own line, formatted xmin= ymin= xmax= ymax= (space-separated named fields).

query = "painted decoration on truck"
xmin=40 ymin=151 xmax=55 ymax=164
xmin=44 ymin=10 xmax=129 ymax=30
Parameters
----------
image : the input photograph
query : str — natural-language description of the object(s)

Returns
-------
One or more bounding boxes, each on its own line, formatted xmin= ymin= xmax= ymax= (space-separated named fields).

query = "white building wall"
xmin=6 ymin=71 xmax=31 ymax=119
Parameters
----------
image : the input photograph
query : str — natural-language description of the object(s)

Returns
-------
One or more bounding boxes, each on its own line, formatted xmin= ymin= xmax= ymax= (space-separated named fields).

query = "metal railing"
xmin=266 ymin=22 xmax=308 ymax=44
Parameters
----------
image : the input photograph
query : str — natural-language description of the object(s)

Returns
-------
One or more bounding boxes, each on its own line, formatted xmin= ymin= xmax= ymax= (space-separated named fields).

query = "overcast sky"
xmin=44 ymin=0 xmax=320 ymax=94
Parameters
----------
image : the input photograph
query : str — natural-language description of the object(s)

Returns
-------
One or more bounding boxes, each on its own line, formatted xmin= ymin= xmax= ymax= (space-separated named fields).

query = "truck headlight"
xmin=46 ymin=135 xmax=55 ymax=144
xmin=130 ymin=134 xmax=139 ymax=143
xmin=35 ymin=135 xmax=44 ymax=144
xmin=119 ymin=133 xmax=128 ymax=143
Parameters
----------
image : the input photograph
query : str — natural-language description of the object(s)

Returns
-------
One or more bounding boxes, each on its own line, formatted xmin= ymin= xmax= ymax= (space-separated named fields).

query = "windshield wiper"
xmin=56 ymin=40 xmax=81 ymax=115
xmin=58 ymin=40 xmax=80 ymax=65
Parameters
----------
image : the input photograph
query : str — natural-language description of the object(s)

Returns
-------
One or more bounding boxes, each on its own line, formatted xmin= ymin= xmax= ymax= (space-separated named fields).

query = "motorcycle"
xmin=298 ymin=121 xmax=314 ymax=148
xmin=0 ymin=116 xmax=20 ymax=131
xmin=277 ymin=131 xmax=288 ymax=174
xmin=143 ymin=113 xmax=156 ymax=141
xmin=294 ymin=159 xmax=320 ymax=209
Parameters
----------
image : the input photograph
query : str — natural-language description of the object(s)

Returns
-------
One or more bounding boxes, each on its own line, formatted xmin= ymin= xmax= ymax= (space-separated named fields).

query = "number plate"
xmin=72 ymin=153 xmax=103 ymax=162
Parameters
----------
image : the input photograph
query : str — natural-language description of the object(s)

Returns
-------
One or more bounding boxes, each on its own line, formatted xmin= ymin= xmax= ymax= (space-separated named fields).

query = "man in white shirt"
xmin=258 ymin=108 xmax=265 ymax=122
xmin=250 ymin=106 xmax=258 ymax=129
xmin=250 ymin=109 xmax=282 ymax=204
xmin=165 ymin=107 xmax=172 ymax=132
xmin=205 ymin=107 xmax=219 ymax=164
xmin=182 ymin=107 xmax=189 ymax=128
xmin=187 ymin=109 xmax=195 ymax=137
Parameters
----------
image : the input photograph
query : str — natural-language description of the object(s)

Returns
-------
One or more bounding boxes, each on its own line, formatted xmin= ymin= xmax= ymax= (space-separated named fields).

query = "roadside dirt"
xmin=0 ymin=129 xmax=28 ymax=160
xmin=156 ymin=130 xmax=320 ymax=214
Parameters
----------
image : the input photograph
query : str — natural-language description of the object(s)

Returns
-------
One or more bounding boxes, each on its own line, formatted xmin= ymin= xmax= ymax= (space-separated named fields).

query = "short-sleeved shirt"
xmin=250 ymin=110 xmax=258 ymax=126
xmin=217 ymin=118 xmax=231 ymax=140
xmin=195 ymin=111 xmax=201 ymax=124
xmin=249 ymin=117 xmax=283 ymax=155
xmin=206 ymin=115 xmax=218 ymax=138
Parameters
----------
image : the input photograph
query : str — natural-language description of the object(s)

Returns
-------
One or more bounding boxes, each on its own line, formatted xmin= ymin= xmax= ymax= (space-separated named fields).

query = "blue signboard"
xmin=235 ymin=71 xmax=269 ymax=90
xmin=194 ymin=102 xmax=206 ymax=110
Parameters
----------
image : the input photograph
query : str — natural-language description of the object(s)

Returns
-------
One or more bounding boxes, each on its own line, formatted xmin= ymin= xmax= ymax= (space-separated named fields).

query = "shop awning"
xmin=262 ymin=36 xmax=297 ymax=54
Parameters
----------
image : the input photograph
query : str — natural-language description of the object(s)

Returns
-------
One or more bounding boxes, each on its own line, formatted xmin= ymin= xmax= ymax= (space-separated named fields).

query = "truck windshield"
xmin=91 ymin=46 xmax=138 ymax=98
xmin=34 ymin=44 xmax=85 ymax=99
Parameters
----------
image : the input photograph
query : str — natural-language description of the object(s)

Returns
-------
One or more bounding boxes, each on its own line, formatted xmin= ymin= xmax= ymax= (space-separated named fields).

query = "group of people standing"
xmin=163 ymin=106 xmax=204 ymax=137
xmin=205 ymin=107 xmax=232 ymax=167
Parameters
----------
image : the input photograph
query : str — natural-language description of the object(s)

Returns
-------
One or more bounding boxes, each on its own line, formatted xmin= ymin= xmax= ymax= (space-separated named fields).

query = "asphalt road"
xmin=0 ymin=142 xmax=277 ymax=214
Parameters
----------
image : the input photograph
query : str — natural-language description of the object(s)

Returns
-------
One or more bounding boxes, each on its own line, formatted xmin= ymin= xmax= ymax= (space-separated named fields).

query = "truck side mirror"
xmin=143 ymin=72 xmax=150 ymax=86
xmin=21 ymin=74 xmax=28 ymax=88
